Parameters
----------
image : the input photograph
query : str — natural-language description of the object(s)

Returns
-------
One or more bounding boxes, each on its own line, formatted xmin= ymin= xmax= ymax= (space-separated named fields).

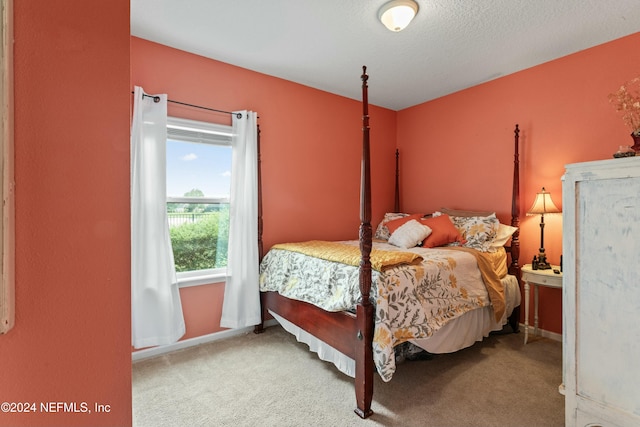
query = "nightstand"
xmin=521 ymin=263 xmax=562 ymax=344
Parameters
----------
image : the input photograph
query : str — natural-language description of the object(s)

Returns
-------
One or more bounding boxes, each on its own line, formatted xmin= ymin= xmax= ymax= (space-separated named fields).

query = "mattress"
xmin=269 ymin=273 xmax=520 ymax=378
xmin=260 ymin=240 xmax=519 ymax=381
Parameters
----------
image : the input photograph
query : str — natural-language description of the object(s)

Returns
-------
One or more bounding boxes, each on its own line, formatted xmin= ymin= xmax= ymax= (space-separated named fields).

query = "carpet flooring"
xmin=132 ymin=326 xmax=564 ymax=427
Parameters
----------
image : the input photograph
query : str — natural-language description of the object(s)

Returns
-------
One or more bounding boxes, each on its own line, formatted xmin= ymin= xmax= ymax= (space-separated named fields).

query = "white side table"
xmin=521 ymin=263 xmax=562 ymax=344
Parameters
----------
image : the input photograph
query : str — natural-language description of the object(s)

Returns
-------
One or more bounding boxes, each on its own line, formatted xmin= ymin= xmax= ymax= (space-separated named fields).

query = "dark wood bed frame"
xmin=255 ymin=66 xmax=521 ymax=419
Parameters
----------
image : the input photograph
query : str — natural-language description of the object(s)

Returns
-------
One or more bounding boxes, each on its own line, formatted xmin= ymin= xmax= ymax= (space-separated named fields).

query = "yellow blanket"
xmin=440 ymin=246 xmax=507 ymax=322
xmin=271 ymin=240 xmax=423 ymax=272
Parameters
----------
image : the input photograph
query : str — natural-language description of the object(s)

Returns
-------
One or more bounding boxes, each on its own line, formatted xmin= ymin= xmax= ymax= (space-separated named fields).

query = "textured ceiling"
xmin=131 ymin=0 xmax=640 ymax=111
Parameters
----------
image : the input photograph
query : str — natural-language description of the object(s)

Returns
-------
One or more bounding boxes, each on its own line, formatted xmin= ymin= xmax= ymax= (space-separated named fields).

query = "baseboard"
xmin=132 ymin=319 xmax=278 ymax=362
xmin=133 ymin=320 xmax=560 ymax=362
xmin=519 ymin=323 xmax=562 ymax=342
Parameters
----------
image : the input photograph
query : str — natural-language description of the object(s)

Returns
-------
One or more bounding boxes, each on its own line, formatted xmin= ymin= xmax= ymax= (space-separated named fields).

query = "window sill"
xmin=177 ymin=272 xmax=226 ymax=288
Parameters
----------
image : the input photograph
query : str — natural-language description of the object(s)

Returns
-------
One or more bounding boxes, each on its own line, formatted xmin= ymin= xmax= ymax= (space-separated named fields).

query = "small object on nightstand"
xmin=553 ymin=269 xmax=560 ymax=274
xmin=532 ymin=256 xmax=538 ymax=270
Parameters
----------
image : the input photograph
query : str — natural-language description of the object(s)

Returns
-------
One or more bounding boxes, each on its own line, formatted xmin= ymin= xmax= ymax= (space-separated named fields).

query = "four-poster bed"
xmin=255 ymin=67 xmax=522 ymax=418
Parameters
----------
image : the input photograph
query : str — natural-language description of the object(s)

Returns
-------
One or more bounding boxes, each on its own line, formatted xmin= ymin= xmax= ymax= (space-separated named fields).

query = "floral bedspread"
xmin=259 ymin=240 xmax=505 ymax=382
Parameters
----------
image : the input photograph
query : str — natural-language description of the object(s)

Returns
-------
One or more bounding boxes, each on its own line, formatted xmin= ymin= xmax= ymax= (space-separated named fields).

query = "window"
xmin=166 ymin=116 xmax=232 ymax=285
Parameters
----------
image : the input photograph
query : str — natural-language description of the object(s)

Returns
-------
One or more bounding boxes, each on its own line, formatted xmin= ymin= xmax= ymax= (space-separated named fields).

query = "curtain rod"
xmin=132 ymin=91 xmax=243 ymax=119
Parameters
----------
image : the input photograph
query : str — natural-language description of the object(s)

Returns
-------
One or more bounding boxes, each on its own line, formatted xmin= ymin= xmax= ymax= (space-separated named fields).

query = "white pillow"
xmin=388 ymin=220 xmax=432 ymax=249
xmin=490 ymin=223 xmax=518 ymax=249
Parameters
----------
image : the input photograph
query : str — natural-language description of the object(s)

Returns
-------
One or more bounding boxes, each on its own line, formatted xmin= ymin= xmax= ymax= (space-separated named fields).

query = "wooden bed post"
xmin=254 ymin=124 xmax=266 ymax=335
xmin=509 ymin=124 xmax=521 ymax=274
xmin=510 ymin=124 xmax=520 ymax=264
xmin=394 ymin=149 xmax=400 ymax=212
xmin=257 ymin=124 xmax=263 ymax=262
xmin=507 ymin=124 xmax=521 ymax=333
xmin=354 ymin=66 xmax=374 ymax=419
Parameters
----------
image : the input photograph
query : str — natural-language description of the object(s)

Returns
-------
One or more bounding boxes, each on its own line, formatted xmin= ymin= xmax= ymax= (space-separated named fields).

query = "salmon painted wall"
xmin=398 ymin=32 xmax=640 ymax=335
xmin=0 ymin=1 xmax=131 ymax=427
xmin=130 ymin=37 xmax=397 ymax=340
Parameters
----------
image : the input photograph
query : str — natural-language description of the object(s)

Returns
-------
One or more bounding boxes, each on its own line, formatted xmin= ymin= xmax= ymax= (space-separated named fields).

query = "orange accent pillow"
xmin=384 ymin=213 xmax=423 ymax=234
xmin=419 ymin=214 xmax=466 ymax=248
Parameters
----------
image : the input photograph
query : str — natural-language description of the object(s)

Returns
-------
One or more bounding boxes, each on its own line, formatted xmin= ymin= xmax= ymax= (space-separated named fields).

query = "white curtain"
xmin=131 ymin=86 xmax=185 ymax=348
xmin=220 ymin=111 xmax=261 ymax=329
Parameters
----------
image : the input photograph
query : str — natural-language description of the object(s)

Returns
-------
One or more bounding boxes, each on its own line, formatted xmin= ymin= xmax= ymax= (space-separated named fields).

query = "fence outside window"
xmin=168 ymin=212 xmax=218 ymax=228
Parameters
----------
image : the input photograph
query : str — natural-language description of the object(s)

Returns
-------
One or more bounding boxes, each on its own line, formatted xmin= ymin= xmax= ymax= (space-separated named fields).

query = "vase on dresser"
xmin=632 ymin=131 xmax=640 ymax=152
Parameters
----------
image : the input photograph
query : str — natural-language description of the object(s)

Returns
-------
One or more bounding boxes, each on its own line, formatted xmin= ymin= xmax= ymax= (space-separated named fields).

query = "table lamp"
xmin=527 ymin=187 xmax=561 ymax=270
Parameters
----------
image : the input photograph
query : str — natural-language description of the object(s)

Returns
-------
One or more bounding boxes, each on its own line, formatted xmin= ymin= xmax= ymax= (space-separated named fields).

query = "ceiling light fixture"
xmin=378 ymin=0 xmax=419 ymax=32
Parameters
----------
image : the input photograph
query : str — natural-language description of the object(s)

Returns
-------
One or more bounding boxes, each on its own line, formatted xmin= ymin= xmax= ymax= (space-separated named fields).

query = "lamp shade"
xmin=527 ymin=187 xmax=561 ymax=215
xmin=378 ymin=0 xmax=419 ymax=32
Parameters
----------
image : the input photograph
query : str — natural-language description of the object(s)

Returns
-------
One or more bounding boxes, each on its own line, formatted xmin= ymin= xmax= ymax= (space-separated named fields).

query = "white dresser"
xmin=562 ymin=157 xmax=640 ymax=427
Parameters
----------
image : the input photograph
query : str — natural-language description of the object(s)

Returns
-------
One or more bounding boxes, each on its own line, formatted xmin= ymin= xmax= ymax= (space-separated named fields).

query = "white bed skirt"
xmin=269 ymin=274 xmax=521 ymax=378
